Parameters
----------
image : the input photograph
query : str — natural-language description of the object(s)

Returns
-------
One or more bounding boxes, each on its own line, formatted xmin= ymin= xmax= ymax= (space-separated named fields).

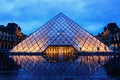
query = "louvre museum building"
xmin=9 ymin=13 xmax=110 ymax=76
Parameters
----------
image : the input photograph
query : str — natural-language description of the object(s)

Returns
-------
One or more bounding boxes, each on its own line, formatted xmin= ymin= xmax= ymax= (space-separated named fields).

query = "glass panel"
xmin=44 ymin=46 xmax=77 ymax=62
xmin=11 ymin=13 xmax=110 ymax=53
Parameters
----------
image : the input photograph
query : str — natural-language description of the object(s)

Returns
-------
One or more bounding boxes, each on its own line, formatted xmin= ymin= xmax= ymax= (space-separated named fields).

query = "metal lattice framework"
xmin=10 ymin=13 xmax=109 ymax=52
xmin=9 ymin=13 xmax=111 ymax=76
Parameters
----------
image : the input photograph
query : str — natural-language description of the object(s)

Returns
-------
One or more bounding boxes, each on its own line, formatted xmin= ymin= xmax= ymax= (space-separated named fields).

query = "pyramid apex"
xmin=58 ymin=12 xmax=65 ymax=16
xmin=59 ymin=12 xmax=64 ymax=14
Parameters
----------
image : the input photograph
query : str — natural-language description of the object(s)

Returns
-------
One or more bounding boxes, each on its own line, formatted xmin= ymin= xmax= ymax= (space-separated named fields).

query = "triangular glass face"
xmin=10 ymin=13 xmax=110 ymax=52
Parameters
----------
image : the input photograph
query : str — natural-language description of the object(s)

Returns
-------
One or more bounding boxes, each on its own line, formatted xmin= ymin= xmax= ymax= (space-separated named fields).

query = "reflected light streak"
xmin=11 ymin=55 xmax=111 ymax=76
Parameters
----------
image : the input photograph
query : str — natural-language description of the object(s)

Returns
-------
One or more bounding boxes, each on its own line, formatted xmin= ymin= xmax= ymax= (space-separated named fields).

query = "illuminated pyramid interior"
xmin=10 ymin=13 xmax=110 ymax=75
xmin=11 ymin=13 xmax=109 ymax=53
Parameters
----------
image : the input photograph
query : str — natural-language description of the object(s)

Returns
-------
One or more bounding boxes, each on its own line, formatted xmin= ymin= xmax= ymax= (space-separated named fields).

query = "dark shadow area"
xmin=104 ymin=53 xmax=120 ymax=77
xmin=0 ymin=53 xmax=20 ymax=72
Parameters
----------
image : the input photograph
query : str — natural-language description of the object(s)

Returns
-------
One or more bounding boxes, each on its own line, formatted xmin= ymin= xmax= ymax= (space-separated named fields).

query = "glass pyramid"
xmin=10 ymin=13 xmax=109 ymax=52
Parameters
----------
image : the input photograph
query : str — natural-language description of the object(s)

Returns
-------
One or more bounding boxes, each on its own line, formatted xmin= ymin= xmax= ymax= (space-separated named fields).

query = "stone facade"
xmin=0 ymin=23 xmax=27 ymax=52
xmin=96 ymin=23 xmax=120 ymax=51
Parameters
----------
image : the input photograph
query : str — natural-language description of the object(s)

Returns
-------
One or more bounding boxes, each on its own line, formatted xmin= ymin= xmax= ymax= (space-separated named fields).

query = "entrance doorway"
xmin=44 ymin=45 xmax=77 ymax=62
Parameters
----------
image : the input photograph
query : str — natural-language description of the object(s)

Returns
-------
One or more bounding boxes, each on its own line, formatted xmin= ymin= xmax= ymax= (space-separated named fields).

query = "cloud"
xmin=0 ymin=0 xmax=120 ymax=35
xmin=83 ymin=22 xmax=104 ymax=35
xmin=0 ymin=0 xmax=89 ymax=17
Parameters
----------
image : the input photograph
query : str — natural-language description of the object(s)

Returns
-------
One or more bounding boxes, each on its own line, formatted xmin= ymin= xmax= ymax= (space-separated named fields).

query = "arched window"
xmin=79 ymin=47 xmax=81 ymax=51
xmin=97 ymin=47 xmax=100 ymax=51
xmin=104 ymin=46 xmax=106 ymax=50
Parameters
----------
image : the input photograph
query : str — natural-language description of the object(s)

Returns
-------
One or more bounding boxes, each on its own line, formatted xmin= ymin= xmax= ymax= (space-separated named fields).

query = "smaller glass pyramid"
xmin=10 ymin=13 xmax=110 ymax=52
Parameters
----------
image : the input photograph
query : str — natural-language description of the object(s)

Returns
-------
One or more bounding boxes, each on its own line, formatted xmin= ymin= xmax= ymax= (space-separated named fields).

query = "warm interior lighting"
xmin=44 ymin=45 xmax=77 ymax=62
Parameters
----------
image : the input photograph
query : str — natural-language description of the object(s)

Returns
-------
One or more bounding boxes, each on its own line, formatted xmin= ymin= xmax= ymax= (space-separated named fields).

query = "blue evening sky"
xmin=0 ymin=0 xmax=120 ymax=35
